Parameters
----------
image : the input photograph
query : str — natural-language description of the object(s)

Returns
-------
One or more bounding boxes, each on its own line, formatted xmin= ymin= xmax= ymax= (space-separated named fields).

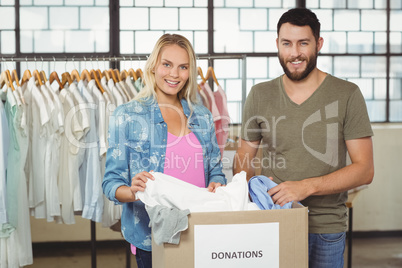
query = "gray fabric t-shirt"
xmin=241 ymin=74 xmax=373 ymax=233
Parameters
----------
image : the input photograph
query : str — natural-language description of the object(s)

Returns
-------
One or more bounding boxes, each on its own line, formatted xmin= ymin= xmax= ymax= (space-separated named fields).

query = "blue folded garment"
xmin=248 ymin=175 xmax=294 ymax=210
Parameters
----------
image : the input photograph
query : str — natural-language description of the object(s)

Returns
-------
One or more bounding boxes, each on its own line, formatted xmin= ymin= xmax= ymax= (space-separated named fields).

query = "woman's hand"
xmin=130 ymin=171 xmax=155 ymax=200
xmin=207 ymin=182 xmax=225 ymax=193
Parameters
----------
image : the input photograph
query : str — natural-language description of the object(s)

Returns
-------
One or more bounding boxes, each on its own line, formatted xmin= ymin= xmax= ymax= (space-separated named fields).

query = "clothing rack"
xmin=1 ymin=54 xmax=247 ymax=268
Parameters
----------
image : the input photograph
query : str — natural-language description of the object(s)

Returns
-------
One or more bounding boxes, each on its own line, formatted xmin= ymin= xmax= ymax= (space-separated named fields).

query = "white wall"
xmin=352 ymin=123 xmax=402 ymax=231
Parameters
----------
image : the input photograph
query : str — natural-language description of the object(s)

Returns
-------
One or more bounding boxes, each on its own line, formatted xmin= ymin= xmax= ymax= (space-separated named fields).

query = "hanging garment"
xmin=26 ymin=77 xmax=50 ymax=219
xmin=213 ymin=84 xmax=230 ymax=157
xmin=57 ymin=88 xmax=83 ymax=224
xmin=107 ymin=79 xmax=124 ymax=106
xmin=116 ymin=80 xmax=131 ymax=101
xmin=39 ymin=83 xmax=60 ymax=222
xmin=134 ymin=77 xmax=143 ymax=92
xmin=198 ymin=88 xmax=210 ymax=110
xmin=77 ymin=81 xmax=104 ymax=222
xmin=137 ymin=171 xmax=250 ymax=213
xmin=1 ymin=88 xmax=33 ymax=267
xmin=200 ymin=82 xmax=228 ymax=157
xmin=125 ymin=76 xmax=137 ymax=97
xmin=100 ymin=76 xmax=116 ymax=105
xmin=0 ymin=98 xmax=10 ymax=225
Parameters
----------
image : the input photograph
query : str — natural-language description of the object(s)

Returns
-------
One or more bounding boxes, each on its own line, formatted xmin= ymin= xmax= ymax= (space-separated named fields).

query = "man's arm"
xmin=233 ymin=138 xmax=261 ymax=181
xmin=268 ymin=136 xmax=374 ymax=206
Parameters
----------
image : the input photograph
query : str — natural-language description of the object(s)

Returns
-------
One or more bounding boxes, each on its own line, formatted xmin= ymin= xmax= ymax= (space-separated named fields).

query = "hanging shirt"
xmin=198 ymin=88 xmax=210 ymax=110
xmin=84 ymin=80 xmax=107 ymax=157
xmin=116 ymin=80 xmax=130 ymax=101
xmin=0 ymin=98 xmax=10 ymax=224
xmin=100 ymin=76 xmax=116 ymax=105
xmin=134 ymin=77 xmax=144 ymax=92
xmin=58 ymin=88 xmax=83 ymax=224
xmin=45 ymin=81 xmax=64 ymax=134
xmin=119 ymin=80 xmax=134 ymax=100
xmin=200 ymin=83 xmax=220 ymax=121
xmin=45 ymin=82 xmax=64 ymax=220
xmin=1 ymin=87 xmax=33 ymax=267
xmin=213 ymin=85 xmax=230 ymax=157
xmin=39 ymin=84 xmax=60 ymax=222
xmin=125 ymin=76 xmax=137 ymax=98
xmin=77 ymin=80 xmax=104 ymax=222
xmin=2 ymin=89 xmax=18 ymax=234
xmin=26 ymin=77 xmax=50 ymax=219
xmin=107 ymin=79 xmax=124 ymax=106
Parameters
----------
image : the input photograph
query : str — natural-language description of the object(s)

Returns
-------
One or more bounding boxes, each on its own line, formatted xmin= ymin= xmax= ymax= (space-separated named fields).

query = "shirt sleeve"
xmin=205 ymin=111 xmax=227 ymax=186
xmin=241 ymin=86 xmax=262 ymax=142
xmin=344 ymin=87 xmax=374 ymax=140
xmin=102 ymin=106 xmax=131 ymax=205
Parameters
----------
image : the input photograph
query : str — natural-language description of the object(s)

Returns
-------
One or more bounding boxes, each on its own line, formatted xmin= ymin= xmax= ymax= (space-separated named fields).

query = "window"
xmin=0 ymin=0 xmax=400 ymax=123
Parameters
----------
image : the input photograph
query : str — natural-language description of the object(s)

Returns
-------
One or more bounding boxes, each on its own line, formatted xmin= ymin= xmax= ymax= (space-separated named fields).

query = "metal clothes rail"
xmin=2 ymin=54 xmax=247 ymax=268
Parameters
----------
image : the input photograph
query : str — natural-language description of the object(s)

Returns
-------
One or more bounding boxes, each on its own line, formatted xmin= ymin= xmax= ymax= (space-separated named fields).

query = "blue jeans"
xmin=135 ymin=248 xmax=152 ymax=268
xmin=308 ymin=232 xmax=346 ymax=268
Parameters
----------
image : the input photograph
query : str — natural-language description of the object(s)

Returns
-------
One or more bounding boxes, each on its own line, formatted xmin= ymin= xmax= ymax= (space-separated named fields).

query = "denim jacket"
xmin=102 ymin=98 xmax=226 ymax=251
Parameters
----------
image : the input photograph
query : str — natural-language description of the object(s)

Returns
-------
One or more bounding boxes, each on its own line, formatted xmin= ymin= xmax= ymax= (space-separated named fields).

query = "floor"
xmin=26 ymin=236 xmax=402 ymax=268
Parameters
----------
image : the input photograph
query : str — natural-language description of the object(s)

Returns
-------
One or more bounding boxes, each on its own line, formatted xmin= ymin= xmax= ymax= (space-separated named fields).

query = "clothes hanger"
xmin=70 ymin=69 xmax=81 ymax=82
xmin=39 ymin=58 xmax=48 ymax=84
xmin=197 ymin=67 xmax=207 ymax=83
xmin=61 ymin=72 xmax=72 ymax=87
xmin=6 ymin=70 xmax=15 ymax=91
xmin=0 ymin=71 xmax=7 ymax=89
xmin=120 ymin=69 xmax=128 ymax=80
xmin=81 ymin=69 xmax=92 ymax=82
xmin=205 ymin=66 xmax=220 ymax=86
xmin=128 ymin=68 xmax=138 ymax=81
xmin=40 ymin=70 xmax=48 ymax=83
xmin=135 ymin=68 xmax=143 ymax=80
xmin=49 ymin=71 xmax=63 ymax=89
xmin=33 ymin=69 xmax=44 ymax=86
xmin=20 ymin=69 xmax=32 ymax=86
xmin=11 ymin=69 xmax=20 ymax=87
xmin=109 ymin=68 xmax=118 ymax=83
xmin=0 ymin=70 xmax=15 ymax=91
xmin=113 ymin=69 xmax=122 ymax=82
xmin=90 ymin=69 xmax=105 ymax=93
xmin=96 ymin=69 xmax=103 ymax=78
xmin=102 ymin=69 xmax=111 ymax=81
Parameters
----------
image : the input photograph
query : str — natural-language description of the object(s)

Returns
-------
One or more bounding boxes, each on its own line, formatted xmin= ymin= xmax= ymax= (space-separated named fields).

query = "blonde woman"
xmin=102 ymin=34 xmax=226 ymax=268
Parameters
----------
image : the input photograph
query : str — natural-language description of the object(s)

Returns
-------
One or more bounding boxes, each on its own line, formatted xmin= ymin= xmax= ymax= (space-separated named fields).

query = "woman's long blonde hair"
xmin=135 ymin=34 xmax=199 ymax=109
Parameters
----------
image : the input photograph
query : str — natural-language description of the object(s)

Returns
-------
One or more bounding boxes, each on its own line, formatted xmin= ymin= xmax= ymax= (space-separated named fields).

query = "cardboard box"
xmin=152 ymin=202 xmax=308 ymax=268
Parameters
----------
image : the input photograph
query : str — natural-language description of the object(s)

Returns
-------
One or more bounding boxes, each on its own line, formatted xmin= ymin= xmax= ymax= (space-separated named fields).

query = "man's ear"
xmin=317 ymin=37 xmax=324 ymax=53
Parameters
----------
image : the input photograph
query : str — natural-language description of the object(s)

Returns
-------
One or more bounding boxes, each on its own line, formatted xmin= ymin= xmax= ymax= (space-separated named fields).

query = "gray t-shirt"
xmin=241 ymin=74 xmax=373 ymax=233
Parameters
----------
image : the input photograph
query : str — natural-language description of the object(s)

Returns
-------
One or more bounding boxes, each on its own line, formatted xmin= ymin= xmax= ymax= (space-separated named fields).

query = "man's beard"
xmin=279 ymin=51 xmax=318 ymax=81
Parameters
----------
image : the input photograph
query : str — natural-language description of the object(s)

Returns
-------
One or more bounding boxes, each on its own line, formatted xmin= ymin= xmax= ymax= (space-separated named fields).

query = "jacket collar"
xmin=147 ymin=98 xmax=199 ymax=126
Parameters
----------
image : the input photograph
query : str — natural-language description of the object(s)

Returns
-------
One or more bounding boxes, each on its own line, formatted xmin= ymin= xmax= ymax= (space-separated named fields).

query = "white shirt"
xmin=0 ymin=96 xmax=10 ymax=224
xmin=125 ymin=77 xmax=138 ymax=98
xmin=77 ymin=80 xmax=103 ymax=222
xmin=58 ymin=88 xmax=82 ymax=224
xmin=27 ymin=77 xmax=50 ymax=219
xmin=137 ymin=171 xmax=251 ymax=213
xmin=107 ymin=79 xmax=124 ymax=107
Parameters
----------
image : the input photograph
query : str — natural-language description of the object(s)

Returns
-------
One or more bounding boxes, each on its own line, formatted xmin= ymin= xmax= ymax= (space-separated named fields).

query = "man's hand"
xmin=267 ymin=180 xmax=310 ymax=207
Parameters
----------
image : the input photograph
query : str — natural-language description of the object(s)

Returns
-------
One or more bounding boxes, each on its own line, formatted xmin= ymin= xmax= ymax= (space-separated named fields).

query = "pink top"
xmin=163 ymin=132 xmax=205 ymax=188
